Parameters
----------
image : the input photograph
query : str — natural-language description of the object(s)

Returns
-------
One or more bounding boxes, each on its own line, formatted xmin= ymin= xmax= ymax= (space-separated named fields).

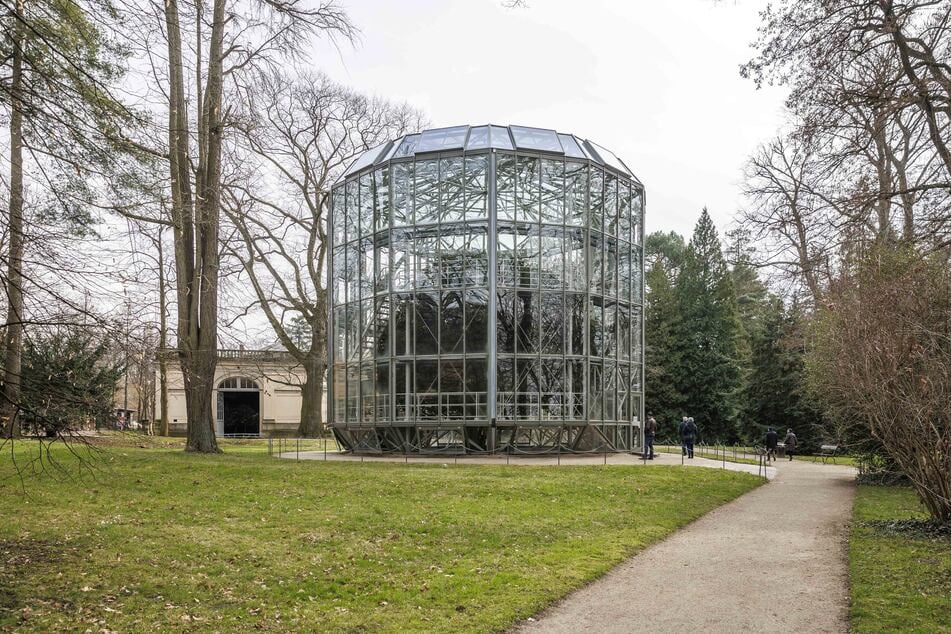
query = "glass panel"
xmin=588 ymin=361 xmax=603 ymax=421
xmin=465 ymin=358 xmax=487 ymax=421
xmin=392 ymin=163 xmax=413 ymax=226
xmin=604 ymin=237 xmax=618 ymax=298
xmin=360 ymin=363 xmax=374 ymax=422
xmin=415 ymin=159 xmax=439 ymax=224
xmin=333 ymin=306 xmax=346 ymax=360
xmin=567 ymin=293 xmax=585 ymax=356
xmin=464 ymin=156 xmax=488 ymax=220
xmin=497 ymin=356 xmax=515 ymax=420
xmin=568 ymin=359 xmax=584 ymax=419
xmin=345 ymin=243 xmax=360 ymax=302
xmin=604 ymin=361 xmax=617 ymax=421
xmin=440 ymin=290 xmax=465 ymax=354
xmin=375 ymin=361 xmax=389 ymax=421
xmin=440 ymin=156 xmax=465 ymax=222
xmin=374 ymin=240 xmax=390 ymax=294
xmin=439 ymin=229 xmax=466 ymax=287
xmin=540 ymin=159 xmax=564 ymax=224
xmin=333 ymin=363 xmax=346 ymax=421
xmin=465 ymin=125 xmax=489 ymax=149
xmin=360 ymin=299 xmax=374 ymax=360
xmin=374 ymin=168 xmax=389 ymax=233
xmin=565 ymin=162 xmax=587 ymax=227
xmin=516 ymin=357 xmax=539 ymax=420
xmin=603 ymin=300 xmax=616 ymax=359
xmin=496 ymin=289 xmax=516 ymax=354
xmin=510 ymin=125 xmax=563 ymax=153
xmin=333 ymin=249 xmax=346 ymax=303
xmin=589 ymin=168 xmax=604 ymax=231
xmin=391 ymin=229 xmax=412 ymax=291
xmin=414 ymin=291 xmax=439 ymax=355
xmin=346 ymin=364 xmax=359 ymax=422
xmin=344 ymin=141 xmax=388 ymax=177
xmin=540 ymin=359 xmax=565 ymax=421
xmin=515 ymin=226 xmax=540 ymax=288
xmin=393 ymin=134 xmax=420 ymax=158
xmin=558 ymin=134 xmax=586 ymax=158
xmin=359 ymin=238 xmax=374 ymax=299
xmin=539 ymin=226 xmax=564 ymax=290
xmin=394 ymin=361 xmax=413 ymax=421
xmin=618 ymin=180 xmax=632 ymax=244
xmin=359 ymin=172 xmax=373 ymax=237
xmin=589 ymin=233 xmax=603 ymax=293
xmin=416 ymin=125 xmax=469 ymax=153
xmin=374 ymin=296 xmax=390 ymax=358
xmin=632 ymin=249 xmax=643 ymax=302
xmin=618 ymin=248 xmax=631 ymax=303
xmin=515 ymin=291 xmax=538 ymax=353
xmin=589 ymin=299 xmax=603 ymax=357
xmin=586 ymin=140 xmax=631 ymax=176
xmin=604 ymin=173 xmax=618 ymax=238
xmin=489 ymin=125 xmax=514 ymax=150
xmin=440 ymin=359 xmax=465 ymax=421
xmin=393 ymin=293 xmax=413 ymax=356
xmin=465 ymin=289 xmax=488 ymax=353
xmin=516 ymin=156 xmax=540 ymax=223
xmin=345 ymin=179 xmax=359 ymax=242
xmin=496 ymin=153 xmax=516 ymax=221
xmin=565 ymin=228 xmax=586 ymax=291
xmin=497 ymin=231 xmax=516 ymax=286
xmin=632 ymin=187 xmax=643 ymax=245
xmin=617 ymin=303 xmax=631 ymax=361
xmin=414 ymin=359 xmax=438 ymax=422
xmin=414 ymin=234 xmax=439 ymax=289
xmin=539 ymin=292 xmax=564 ymax=355
xmin=464 ymin=227 xmax=488 ymax=287
xmin=618 ymin=363 xmax=630 ymax=422
xmin=332 ymin=186 xmax=346 ymax=246
xmin=382 ymin=135 xmax=405 ymax=161
xmin=631 ymin=304 xmax=643 ymax=360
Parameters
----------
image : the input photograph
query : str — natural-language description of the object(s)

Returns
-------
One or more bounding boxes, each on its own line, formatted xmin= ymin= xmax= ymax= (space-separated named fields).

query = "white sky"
xmin=308 ymin=0 xmax=791 ymax=240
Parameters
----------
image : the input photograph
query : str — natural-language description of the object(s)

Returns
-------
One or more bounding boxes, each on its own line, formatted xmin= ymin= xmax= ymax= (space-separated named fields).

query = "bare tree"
xmin=223 ymin=71 xmax=425 ymax=437
xmin=159 ymin=0 xmax=355 ymax=451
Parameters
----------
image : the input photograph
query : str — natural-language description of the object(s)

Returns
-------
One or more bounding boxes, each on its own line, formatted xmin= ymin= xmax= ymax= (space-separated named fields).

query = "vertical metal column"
xmin=487 ymin=150 xmax=498 ymax=453
xmin=327 ymin=192 xmax=335 ymax=430
xmin=639 ymin=188 xmax=647 ymax=451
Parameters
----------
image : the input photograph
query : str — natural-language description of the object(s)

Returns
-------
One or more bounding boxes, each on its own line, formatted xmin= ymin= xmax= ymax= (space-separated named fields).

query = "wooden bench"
xmin=818 ymin=444 xmax=839 ymax=464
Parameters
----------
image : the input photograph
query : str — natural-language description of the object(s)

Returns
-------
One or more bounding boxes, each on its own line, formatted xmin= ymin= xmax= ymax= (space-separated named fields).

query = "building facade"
xmin=157 ymin=349 xmax=311 ymax=437
xmin=329 ymin=124 xmax=644 ymax=453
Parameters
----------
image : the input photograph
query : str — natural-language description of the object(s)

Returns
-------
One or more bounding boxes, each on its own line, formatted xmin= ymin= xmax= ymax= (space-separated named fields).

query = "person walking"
xmin=678 ymin=416 xmax=689 ymax=456
xmin=644 ymin=414 xmax=657 ymax=460
xmin=784 ymin=428 xmax=798 ymax=461
xmin=764 ymin=427 xmax=778 ymax=462
xmin=680 ymin=416 xmax=698 ymax=459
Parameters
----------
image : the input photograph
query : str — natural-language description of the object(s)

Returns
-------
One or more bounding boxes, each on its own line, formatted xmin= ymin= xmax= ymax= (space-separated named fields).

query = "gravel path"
xmin=514 ymin=460 xmax=856 ymax=634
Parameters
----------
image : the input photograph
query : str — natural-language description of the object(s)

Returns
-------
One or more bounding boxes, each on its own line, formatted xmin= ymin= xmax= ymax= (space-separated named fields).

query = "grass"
xmin=850 ymin=485 xmax=951 ymax=633
xmin=0 ymin=438 xmax=760 ymax=633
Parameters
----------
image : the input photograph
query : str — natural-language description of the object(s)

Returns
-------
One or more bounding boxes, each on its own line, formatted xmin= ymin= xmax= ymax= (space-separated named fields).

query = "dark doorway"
xmin=222 ymin=391 xmax=259 ymax=435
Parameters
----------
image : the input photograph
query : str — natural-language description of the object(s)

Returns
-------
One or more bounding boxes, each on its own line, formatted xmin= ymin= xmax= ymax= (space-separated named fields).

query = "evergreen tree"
xmin=644 ymin=231 xmax=686 ymax=438
xmin=673 ymin=209 xmax=743 ymax=442
xmin=20 ymin=326 xmax=124 ymax=436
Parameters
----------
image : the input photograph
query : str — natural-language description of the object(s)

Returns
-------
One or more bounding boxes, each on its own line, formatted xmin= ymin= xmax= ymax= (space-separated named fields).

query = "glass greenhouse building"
xmin=329 ymin=124 xmax=644 ymax=454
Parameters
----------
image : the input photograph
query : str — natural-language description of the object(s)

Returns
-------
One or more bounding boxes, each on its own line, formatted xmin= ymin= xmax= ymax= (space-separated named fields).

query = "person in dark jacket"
xmin=784 ymin=429 xmax=798 ymax=461
xmin=764 ymin=428 xmax=779 ymax=462
xmin=679 ymin=417 xmax=698 ymax=458
xmin=644 ymin=414 xmax=657 ymax=459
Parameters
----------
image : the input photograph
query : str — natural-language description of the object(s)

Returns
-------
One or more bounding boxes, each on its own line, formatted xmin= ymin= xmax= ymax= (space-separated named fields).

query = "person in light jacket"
xmin=784 ymin=429 xmax=798 ymax=461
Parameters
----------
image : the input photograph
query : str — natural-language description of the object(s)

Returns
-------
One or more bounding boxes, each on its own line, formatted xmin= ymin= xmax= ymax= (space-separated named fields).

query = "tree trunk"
xmin=297 ymin=354 xmax=326 ymax=437
xmin=158 ymin=229 xmax=170 ymax=436
xmin=2 ymin=0 xmax=26 ymax=439
xmin=182 ymin=348 xmax=218 ymax=451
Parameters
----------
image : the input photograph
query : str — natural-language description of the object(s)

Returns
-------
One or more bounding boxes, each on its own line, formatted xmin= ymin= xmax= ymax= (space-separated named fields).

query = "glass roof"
xmin=466 ymin=126 xmax=489 ymax=149
xmin=337 ymin=124 xmax=637 ymax=182
xmin=510 ymin=125 xmax=563 ymax=153
xmin=416 ymin=125 xmax=469 ymax=153
xmin=344 ymin=141 xmax=391 ymax=176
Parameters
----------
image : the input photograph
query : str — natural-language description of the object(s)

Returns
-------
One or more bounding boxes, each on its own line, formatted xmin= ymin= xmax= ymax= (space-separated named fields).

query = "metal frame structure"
xmin=328 ymin=124 xmax=645 ymax=454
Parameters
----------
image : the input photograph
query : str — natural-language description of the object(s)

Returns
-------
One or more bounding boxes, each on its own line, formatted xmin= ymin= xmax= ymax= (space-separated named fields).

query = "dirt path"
xmin=514 ymin=460 xmax=856 ymax=634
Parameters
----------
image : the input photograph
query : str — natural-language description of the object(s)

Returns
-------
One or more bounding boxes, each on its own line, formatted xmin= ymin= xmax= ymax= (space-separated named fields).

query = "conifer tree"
xmin=673 ymin=209 xmax=743 ymax=442
xmin=644 ymin=231 xmax=686 ymax=438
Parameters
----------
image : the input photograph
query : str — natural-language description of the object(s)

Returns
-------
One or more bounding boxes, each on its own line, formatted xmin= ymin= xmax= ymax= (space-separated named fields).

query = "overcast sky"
xmin=309 ymin=0 xmax=791 ymax=241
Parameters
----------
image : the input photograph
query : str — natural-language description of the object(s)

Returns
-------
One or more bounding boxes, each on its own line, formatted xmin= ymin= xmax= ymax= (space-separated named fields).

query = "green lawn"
xmin=850 ymin=485 xmax=951 ymax=633
xmin=0 ymin=439 xmax=760 ymax=633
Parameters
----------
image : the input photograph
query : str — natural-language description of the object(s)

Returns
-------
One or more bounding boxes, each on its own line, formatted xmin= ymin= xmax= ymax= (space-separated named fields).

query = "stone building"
xmin=156 ymin=349 xmax=320 ymax=437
